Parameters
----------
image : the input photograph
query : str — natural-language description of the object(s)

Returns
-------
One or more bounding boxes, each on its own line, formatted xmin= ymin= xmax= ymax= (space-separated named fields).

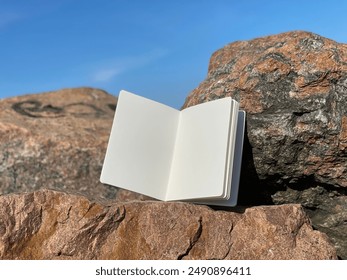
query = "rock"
xmin=183 ymin=31 xmax=347 ymax=190
xmin=0 ymin=189 xmax=337 ymax=260
xmin=272 ymin=185 xmax=347 ymax=259
xmin=115 ymin=189 xmax=154 ymax=202
xmin=182 ymin=31 xmax=347 ymax=258
xmin=0 ymin=87 xmax=118 ymax=200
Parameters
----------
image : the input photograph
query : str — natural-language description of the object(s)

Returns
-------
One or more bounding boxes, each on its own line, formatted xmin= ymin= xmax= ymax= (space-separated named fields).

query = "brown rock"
xmin=0 ymin=189 xmax=337 ymax=260
xmin=115 ymin=189 xmax=154 ymax=202
xmin=0 ymin=87 xmax=118 ymax=200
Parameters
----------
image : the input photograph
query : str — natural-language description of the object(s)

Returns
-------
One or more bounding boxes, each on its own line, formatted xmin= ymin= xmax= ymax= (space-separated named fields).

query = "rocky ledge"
xmin=0 ymin=189 xmax=336 ymax=260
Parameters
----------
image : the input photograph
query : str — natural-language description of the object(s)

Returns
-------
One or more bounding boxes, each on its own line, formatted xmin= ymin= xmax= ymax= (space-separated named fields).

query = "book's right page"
xmin=199 ymin=110 xmax=246 ymax=206
xmin=166 ymin=97 xmax=237 ymax=201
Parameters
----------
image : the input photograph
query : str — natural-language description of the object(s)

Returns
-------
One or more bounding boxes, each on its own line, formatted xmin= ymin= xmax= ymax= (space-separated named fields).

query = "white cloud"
xmin=91 ymin=48 xmax=169 ymax=83
xmin=92 ymin=68 xmax=121 ymax=82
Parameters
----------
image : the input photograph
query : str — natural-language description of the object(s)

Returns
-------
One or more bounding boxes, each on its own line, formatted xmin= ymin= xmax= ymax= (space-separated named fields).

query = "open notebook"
xmin=100 ymin=90 xmax=245 ymax=206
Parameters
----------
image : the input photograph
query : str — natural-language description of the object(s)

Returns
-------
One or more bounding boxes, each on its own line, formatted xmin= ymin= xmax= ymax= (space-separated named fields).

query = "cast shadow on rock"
xmin=211 ymin=123 xmax=275 ymax=212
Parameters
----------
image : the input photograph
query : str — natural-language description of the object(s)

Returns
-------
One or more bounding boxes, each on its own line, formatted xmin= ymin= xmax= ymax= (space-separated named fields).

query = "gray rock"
xmin=183 ymin=31 xmax=347 ymax=190
xmin=272 ymin=185 xmax=347 ymax=259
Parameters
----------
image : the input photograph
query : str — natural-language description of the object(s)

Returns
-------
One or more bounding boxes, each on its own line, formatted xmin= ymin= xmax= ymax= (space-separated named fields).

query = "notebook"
xmin=100 ymin=90 xmax=245 ymax=206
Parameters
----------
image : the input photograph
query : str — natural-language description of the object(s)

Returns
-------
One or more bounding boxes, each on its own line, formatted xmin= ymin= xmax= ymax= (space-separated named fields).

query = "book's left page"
xmin=100 ymin=90 xmax=180 ymax=200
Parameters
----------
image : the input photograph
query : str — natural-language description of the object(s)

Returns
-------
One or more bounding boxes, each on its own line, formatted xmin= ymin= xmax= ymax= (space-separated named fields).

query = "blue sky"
xmin=1 ymin=0 xmax=347 ymax=108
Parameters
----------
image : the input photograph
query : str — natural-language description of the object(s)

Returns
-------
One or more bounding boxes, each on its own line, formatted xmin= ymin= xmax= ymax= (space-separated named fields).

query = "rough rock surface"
xmin=184 ymin=31 xmax=347 ymax=190
xmin=183 ymin=31 xmax=347 ymax=258
xmin=272 ymin=185 xmax=347 ymax=259
xmin=0 ymin=189 xmax=337 ymax=260
xmin=0 ymin=87 xmax=118 ymax=200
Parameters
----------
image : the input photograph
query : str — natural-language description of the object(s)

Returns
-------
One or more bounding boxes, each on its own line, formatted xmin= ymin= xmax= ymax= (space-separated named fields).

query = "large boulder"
xmin=0 ymin=87 xmax=118 ymax=200
xmin=0 ymin=189 xmax=337 ymax=260
xmin=184 ymin=31 xmax=347 ymax=190
xmin=183 ymin=31 xmax=347 ymax=259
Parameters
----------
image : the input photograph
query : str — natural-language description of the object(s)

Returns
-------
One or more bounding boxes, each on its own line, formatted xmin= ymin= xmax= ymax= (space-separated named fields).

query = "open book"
xmin=100 ymin=90 xmax=245 ymax=206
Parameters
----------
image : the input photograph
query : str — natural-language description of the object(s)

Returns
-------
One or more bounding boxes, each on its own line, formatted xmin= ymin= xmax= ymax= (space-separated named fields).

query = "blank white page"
xmin=220 ymin=98 xmax=239 ymax=200
xmin=166 ymin=97 xmax=234 ymax=201
xmin=198 ymin=111 xmax=246 ymax=206
xmin=100 ymin=90 xmax=179 ymax=200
